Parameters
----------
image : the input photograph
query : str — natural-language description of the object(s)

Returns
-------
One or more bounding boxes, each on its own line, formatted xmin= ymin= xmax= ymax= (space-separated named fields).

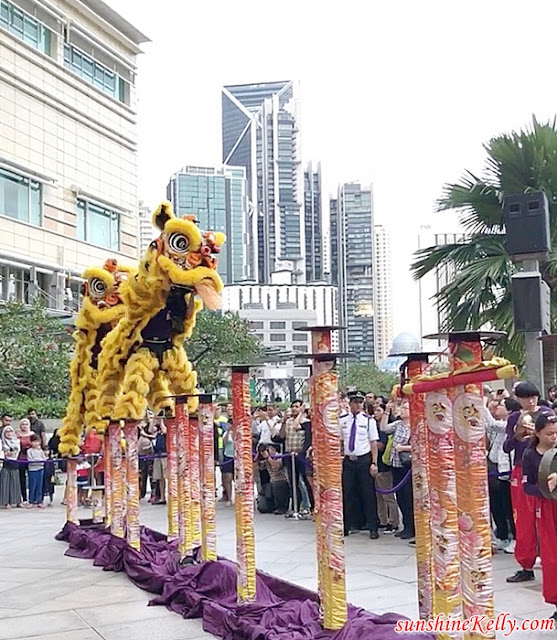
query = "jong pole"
xmin=109 ymin=421 xmax=124 ymax=538
xmin=174 ymin=397 xmax=193 ymax=561
xmin=123 ymin=420 xmax=140 ymax=551
xmin=402 ymin=353 xmax=435 ymax=620
xmin=103 ymin=432 xmax=112 ymax=526
xmin=231 ymin=365 xmax=256 ymax=603
xmin=188 ymin=413 xmax=202 ymax=549
xmin=448 ymin=332 xmax=496 ymax=638
xmin=165 ymin=409 xmax=179 ymax=540
xmin=66 ymin=458 xmax=79 ymax=525
xmin=199 ymin=393 xmax=217 ymax=562
xmin=296 ymin=326 xmax=348 ymax=630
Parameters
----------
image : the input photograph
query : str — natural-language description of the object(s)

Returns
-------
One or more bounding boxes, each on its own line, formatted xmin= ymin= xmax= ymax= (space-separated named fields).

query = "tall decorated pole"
xmin=231 ymin=365 xmax=256 ymax=603
xmin=402 ymin=353 xmax=435 ymax=620
xmin=447 ymin=332 xmax=498 ymax=639
xmin=174 ymin=397 xmax=193 ymax=562
xmin=188 ymin=413 xmax=202 ymax=549
xmin=66 ymin=459 xmax=79 ymax=524
xmin=109 ymin=421 xmax=124 ymax=538
xmin=165 ymin=409 xmax=179 ymax=540
xmin=104 ymin=433 xmax=112 ymax=526
xmin=123 ymin=420 xmax=140 ymax=550
xmin=296 ymin=326 xmax=347 ymax=631
xmin=199 ymin=393 xmax=217 ymax=562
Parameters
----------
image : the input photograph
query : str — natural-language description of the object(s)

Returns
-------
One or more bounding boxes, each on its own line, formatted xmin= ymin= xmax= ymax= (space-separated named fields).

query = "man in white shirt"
xmin=340 ymin=391 xmax=380 ymax=539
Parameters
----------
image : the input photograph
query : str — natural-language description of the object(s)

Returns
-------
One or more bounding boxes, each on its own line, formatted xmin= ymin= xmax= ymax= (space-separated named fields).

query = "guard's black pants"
xmin=342 ymin=453 xmax=379 ymax=532
xmin=392 ymin=466 xmax=414 ymax=535
xmin=489 ymin=474 xmax=515 ymax=541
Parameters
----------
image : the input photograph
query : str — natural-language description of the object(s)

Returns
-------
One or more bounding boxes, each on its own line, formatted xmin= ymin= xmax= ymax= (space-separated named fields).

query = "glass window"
xmin=0 ymin=0 xmax=52 ymax=55
xmin=270 ymin=321 xmax=286 ymax=329
xmin=292 ymin=333 xmax=307 ymax=342
xmin=293 ymin=345 xmax=308 ymax=353
xmin=292 ymin=321 xmax=307 ymax=329
xmin=270 ymin=333 xmax=286 ymax=342
xmin=76 ymin=199 xmax=120 ymax=251
xmin=249 ymin=321 xmax=264 ymax=330
xmin=0 ymin=167 xmax=42 ymax=225
xmin=63 ymin=43 xmax=130 ymax=105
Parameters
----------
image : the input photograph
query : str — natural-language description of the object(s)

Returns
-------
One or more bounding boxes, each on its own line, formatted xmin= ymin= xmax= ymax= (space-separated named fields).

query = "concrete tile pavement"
xmin=0 ymin=486 xmax=554 ymax=639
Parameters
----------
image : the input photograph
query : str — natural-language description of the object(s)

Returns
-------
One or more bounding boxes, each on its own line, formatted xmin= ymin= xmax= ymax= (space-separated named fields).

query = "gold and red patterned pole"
xmin=188 ymin=414 xmax=202 ymax=549
xmin=174 ymin=398 xmax=193 ymax=561
xmin=123 ymin=420 xmax=140 ymax=550
xmin=109 ymin=421 xmax=124 ymax=538
xmin=231 ymin=365 xmax=256 ymax=602
xmin=403 ymin=353 xmax=435 ymax=620
xmin=448 ymin=332 xmax=496 ymax=638
xmin=199 ymin=393 xmax=217 ymax=562
xmin=66 ymin=459 xmax=79 ymax=524
xmin=297 ymin=326 xmax=347 ymax=630
xmin=165 ymin=410 xmax=179 ymax=540
xmin=104 ymin=433 xmax=112 ymax=526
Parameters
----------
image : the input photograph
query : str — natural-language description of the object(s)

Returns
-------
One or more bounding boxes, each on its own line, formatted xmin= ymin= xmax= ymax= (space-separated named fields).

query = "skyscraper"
xmin=373 ymin=225 xmax=393 ymax=362
xmin=166 ymin=165 xmax=249 ymax=284
xmin=221 ymin=81 xmax=305 ymax=284
xmin=304 ymin=162 xmax=330 ymax=282
xmin=330 ymin=183 xmax=375 ymax=360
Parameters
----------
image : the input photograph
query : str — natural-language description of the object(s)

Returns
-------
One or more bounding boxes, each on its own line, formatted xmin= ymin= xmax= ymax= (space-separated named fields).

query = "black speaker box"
xmin=511 ymin=272 xmax=551 ymax=333
xmin=503 ymin=192 xmax=551 ymax=256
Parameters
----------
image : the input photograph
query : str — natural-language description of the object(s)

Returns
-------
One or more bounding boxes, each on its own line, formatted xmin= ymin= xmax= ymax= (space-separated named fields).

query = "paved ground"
xmin=0 ymin=485 xmax=555 ymax=639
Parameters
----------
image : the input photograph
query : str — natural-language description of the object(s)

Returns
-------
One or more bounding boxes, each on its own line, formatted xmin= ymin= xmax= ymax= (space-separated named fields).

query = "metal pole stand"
xmin=286 ymin=451 xmax=302 ymax=520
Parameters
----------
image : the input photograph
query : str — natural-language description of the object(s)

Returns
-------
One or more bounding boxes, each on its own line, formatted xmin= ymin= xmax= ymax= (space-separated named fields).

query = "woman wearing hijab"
xmin=16 ymin=418 xmax=33 ymax=504
xmin=0 ymin=425 xmax=22 ymax=508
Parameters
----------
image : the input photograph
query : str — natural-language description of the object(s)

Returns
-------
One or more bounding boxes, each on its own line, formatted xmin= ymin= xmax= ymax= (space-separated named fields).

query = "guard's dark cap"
xmin=347 ymin=391 xmax=365 ymax=402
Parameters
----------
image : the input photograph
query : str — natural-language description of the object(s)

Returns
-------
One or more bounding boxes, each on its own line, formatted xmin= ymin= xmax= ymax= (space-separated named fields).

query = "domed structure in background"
xmin=378 ymin=332 xmax=421 ymax=373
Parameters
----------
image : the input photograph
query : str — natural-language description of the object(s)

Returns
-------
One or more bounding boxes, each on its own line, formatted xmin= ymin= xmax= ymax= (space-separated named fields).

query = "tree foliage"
xmin=412 ymin=116 xmax=557 ymax=363
xmin=339 ymin=361 xmax=398 ymax=397
xmin=0 ymin=300 xmax=73 ymax=400
xmin=188 ymin=310 xmax=262 ymax=392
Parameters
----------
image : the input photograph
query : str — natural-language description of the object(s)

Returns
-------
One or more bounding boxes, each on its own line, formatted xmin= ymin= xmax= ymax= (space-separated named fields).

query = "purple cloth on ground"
xmin=56 ymin=523 xmax=435 ymax=640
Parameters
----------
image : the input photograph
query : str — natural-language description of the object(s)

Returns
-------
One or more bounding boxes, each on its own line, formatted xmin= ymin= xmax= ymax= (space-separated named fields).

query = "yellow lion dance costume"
xmin=58 ymin=260 xmax=133 ymax=457
xmin=95 ymin=202 xmax=225 ymax=422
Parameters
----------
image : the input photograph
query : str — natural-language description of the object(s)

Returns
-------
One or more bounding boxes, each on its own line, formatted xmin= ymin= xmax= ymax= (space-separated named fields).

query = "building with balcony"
xmin=0 ymin=0 xmax=148 ymax=312
xmin=373 ymin=224 xmax=393 ymax=362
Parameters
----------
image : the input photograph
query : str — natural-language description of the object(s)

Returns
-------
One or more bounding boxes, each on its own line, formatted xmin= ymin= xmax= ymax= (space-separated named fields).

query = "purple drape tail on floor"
xmin=56 ymin=523 xmax=436 ymax=640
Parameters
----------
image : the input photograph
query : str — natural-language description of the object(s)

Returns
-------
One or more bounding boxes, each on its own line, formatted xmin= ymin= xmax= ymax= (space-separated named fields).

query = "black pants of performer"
xmin=139 ymin=459 xmax=151 ymax=499
xmin=489 ymin=473 xmax=515 ymax=541
xmin=285 ymin=452 xmax=314 ymax=512
xmin=19 ymin=464 xmax=28 ymax=503
xmin=392 ymin=466 xmax=414 ymax=535
xmin=271 ymin=480 xmax=290 ymax=512
xmin=342 ymin=453 xmax=379 ymax=532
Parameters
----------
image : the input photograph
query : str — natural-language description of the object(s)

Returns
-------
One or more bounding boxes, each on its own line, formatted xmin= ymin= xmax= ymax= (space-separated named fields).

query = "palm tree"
xmin=412 ymin=117 xmax=557 ymax=362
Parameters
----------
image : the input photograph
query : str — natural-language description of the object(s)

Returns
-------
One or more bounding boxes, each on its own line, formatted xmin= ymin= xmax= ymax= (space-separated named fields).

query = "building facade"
xmin=0 ymin=0 xmax=147 ymax=311
xmin=373 ymin=224 xmax=393 ymax=362
xmin=304 ymin=161 xmax=329 ymax=283
xmin=166 ymin=164 xmax=249 ymax=285
xmin=330 ymin=182 xmax=375 ymax=360
xmin=221 ymin=80 xmax=305 ymax=284
xmin=138 ymin=201 xmax=153 ymax=256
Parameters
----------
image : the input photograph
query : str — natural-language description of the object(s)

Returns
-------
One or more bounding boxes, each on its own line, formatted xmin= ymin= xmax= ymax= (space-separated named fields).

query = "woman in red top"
xmin=82 ymin=428 xmax=104 ymax=481
xmin=16 ymin=418 xmax=33 ymax=504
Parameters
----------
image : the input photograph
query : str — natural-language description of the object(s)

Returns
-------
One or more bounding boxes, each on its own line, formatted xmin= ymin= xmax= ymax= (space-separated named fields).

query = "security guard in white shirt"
xmin=340 ymin=391 xmax=380 ymax=539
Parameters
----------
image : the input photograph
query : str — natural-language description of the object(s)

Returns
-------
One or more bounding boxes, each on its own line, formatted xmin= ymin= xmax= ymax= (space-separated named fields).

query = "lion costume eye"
xmin=168 ymin=232 xmax=189 ymax=254
xmin=89 ymin=277 xmax=107 ymax=297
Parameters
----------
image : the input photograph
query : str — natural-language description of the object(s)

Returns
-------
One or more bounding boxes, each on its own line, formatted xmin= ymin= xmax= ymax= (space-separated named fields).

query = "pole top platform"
xmin=294 ymin=352 xmax=355 ymax=362
xmin=293 ymin=325 xmax=345 ymax=332
xmin=538 ymin=334 xmax=557 ymax=343
xmin=398 ymin=352 xmax=442 ymax=361
xmin=423 ymin=331 xmax=506 ymax=344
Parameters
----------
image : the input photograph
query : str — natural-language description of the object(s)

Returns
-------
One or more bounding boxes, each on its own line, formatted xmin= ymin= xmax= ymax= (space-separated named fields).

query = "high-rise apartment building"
xmin=138 ymin=201 xmax=154 ymax=256
xmin=330 ymin=182 xmax=374 ymax=360
xmin=304 ymin=161 xmax=329 ymax=282
xmin=166 ymin=165 xmax=249 ymax=285
xmin=221 ymin=80 xmax=305 ymax=284
xmin=0 ymin=0 xmax=147 ymax=311
xmin=373 ymin=225 xmax=393 ymax=362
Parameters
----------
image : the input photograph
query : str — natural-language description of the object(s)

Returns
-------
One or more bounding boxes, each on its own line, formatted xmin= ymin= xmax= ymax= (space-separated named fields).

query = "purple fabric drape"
xmin=56 ymin=523 xmax=435 ymax=640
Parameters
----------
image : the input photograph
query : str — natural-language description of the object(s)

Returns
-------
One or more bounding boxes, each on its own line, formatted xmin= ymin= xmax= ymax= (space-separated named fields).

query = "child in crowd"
xmin=522 ymin=411 xmax=557 ymax=621
xmin=26 ymin=434 xmax=47 ymax=507
xmin=76 ymin=459 xmax=91 ymax=505
xmin=259 ymin=444 xmax=290 ymax=515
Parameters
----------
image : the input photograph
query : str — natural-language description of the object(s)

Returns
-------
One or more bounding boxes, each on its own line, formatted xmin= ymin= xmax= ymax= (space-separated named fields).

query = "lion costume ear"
xmin=152 ymin=201 xmax=175 ymax=231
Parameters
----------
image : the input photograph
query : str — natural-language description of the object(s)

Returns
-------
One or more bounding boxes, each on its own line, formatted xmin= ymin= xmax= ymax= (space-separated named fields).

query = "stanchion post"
xmin=199 ymin=393 xmax=217 ymax=562
xmin=123 ymin=420 xmax=140 ymax=550
xmin=402 ymin=353 xmax=435 ymax=620
xmin=109 ymin=421 xmax=124 ymax=538
xmin=296 ymin=326 xmax=348 ymax=631
xmin=66 ymin=458 xmax=79 ymax=524
xmin=231 ymin=365 xmax=256 ymax=603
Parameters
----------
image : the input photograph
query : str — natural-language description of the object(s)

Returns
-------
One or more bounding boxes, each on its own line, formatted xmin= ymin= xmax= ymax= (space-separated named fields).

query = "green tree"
xmin=188 ymin=310 xmax=262 ymax=392
xmin=0 ymin=300 xmax=72 ymax=400
xmin=412 ymin=117 xmax=557 ymax=362
xmin=339 ymin=362 xmax=398 ymax=397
